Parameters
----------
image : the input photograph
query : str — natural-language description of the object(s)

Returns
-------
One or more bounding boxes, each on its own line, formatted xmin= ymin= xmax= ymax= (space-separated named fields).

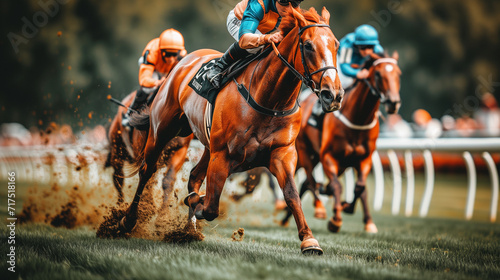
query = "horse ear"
xmin=392 ymin=51 xmax=399 ymax=60
xmin=321 ymin=7 xmax=330 ymax=25
xmin=292 ymin=7 xmax=308 ymax=28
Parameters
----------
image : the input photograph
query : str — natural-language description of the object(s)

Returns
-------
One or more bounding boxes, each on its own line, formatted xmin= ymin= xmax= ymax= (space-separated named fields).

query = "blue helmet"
xmin=354 ymin=24 xmax=379 ymax=46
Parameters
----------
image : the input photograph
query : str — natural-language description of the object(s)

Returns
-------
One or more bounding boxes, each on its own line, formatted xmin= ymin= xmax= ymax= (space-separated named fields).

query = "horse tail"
xmin=122 ymin=106 xmax=150 ymax=178
xmin=129 ymin=106 xmax=151 ymax=131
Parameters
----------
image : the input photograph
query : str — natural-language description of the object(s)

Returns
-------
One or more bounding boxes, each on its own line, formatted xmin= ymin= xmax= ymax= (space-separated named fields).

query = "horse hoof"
xmin=342 ymin=201 xmax=355 ymax=214
xmin=194 ymin=209 xmax=205 ymax=220
xmin=118 ymin=217 xmax=133 ymax=233
xmin=314 ymin=207 xmax=327 ymax=220
xmin=184 ymin=192 xmax=200 ymax=207
xmin=327 ymin=218 xmax=342 ymax=233
xmin=280 ymin=220 xmax=289 ymax=227
xmin=365 ymin=222 xmax=378 ymax=233
xmin=301 ymin=238 xmax=324 ymax=255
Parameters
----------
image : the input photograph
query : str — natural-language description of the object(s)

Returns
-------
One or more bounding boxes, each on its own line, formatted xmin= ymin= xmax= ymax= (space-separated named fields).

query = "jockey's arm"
xmin=340 ymin=62 xmax=360 ymax=78
xmin=138 ymin=64 xmax=159 ymax=88
xmin=237 ymin=0 xmax=276 ymax=49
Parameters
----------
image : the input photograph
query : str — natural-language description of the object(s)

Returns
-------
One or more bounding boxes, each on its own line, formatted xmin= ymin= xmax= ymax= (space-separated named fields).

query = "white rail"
xmin=372 ymin=138 xmax=500 ymax=222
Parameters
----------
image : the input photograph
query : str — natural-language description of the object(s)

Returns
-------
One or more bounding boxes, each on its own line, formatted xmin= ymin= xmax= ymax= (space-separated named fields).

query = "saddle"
xmin=188 ymin=47 xmax=272 ymax=105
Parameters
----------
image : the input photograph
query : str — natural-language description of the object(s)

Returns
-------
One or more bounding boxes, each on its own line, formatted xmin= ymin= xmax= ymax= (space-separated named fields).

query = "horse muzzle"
xmin=384 ymin=99 xmax=401 ymax=114
xmin=319 ymin=88 xmax=344 ymax=113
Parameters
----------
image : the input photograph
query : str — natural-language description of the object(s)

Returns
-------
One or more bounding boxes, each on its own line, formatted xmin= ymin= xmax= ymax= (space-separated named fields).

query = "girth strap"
xmin=234 ymin=78 xmax=299 ymax=117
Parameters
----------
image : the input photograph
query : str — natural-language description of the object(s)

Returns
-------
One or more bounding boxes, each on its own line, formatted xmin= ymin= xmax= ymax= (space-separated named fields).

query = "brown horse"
xmin=282 ymin=52 xmax=401 ymax=233
xmin=106 ymin=91 xmax=193 ymax=205
xmin=121 ymin=7 xmax=342 ymax=254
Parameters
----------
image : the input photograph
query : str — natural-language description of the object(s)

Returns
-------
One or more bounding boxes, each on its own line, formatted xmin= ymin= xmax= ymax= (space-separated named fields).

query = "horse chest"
xmin=340 ymin=142 xmax=367 ymax=158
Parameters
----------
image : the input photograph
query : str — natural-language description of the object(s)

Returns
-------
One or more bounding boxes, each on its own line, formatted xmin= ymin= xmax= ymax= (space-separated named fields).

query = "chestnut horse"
xmin=282 ymin=52 xmax=401 ymax=233
xmin=122 ymin=7 xmax=342 ymax=254
xmin=106 ymin=91 xmax=193 ymax=205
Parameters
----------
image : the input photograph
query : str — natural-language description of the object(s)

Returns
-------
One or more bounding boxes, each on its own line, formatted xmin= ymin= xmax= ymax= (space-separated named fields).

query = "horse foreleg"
xmin=120 ymin=119 xmax=181 ymax=232
xmin=184 ymin=147 xmax=210 ymax=211
xmin=270 ymin=146 xmax=323 ymax=255
xmin=323 ymin=154 xmax=344 ymax=233
xmin=297 ymin=140 xmax=325 ymax=219
xmin=194 ymin=151 xmax=229 ymax=221
xmin=160 ymin=138 xmax=191 ymax=205
xmin=356 ymin=157 xmax=378 ymax=233
xmin=280 ymin=178 xmax=309 ymax=226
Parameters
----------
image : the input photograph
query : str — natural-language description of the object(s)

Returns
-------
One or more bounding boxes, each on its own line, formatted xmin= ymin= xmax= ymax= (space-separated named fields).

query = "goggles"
xmin=277 ymin=0 xmax=301 ymax=8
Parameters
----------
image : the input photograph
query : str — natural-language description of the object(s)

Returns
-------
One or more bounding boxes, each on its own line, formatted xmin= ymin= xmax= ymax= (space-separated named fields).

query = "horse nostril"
xmin=335 ymin=94 xmax=343 ymax=103
xmin=320 ymin=90 xmax=334 ymax=102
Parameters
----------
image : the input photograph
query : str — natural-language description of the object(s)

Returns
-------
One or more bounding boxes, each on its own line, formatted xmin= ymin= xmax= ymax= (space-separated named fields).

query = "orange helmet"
xmin=159 ymin=28 xmax=185 ymax=52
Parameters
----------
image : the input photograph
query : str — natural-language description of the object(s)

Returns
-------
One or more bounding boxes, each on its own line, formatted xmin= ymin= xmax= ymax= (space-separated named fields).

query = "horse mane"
xmin=361 ymin=52 xmax=386 ymax=70
xmin=279 ymin=7 xmax=326 ymax=36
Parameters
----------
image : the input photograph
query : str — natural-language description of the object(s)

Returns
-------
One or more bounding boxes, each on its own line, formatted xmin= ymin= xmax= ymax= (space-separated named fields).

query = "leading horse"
xmin=282 ymin=52 xmax=401 ymax=233
xmin=122 ymin=7 xmax=343 ymax=254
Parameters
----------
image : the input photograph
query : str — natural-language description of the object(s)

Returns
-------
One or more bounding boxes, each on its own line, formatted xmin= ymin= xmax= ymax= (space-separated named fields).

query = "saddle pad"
xmin=188 ymin=59 xmax=220 ymax=105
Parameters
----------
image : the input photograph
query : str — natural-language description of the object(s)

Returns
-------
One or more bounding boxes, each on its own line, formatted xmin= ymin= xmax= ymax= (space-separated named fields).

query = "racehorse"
xmin=281 ymin=52 xmax=401 ymax=233
xmin=230 ymin=167 xmax=287 ymax=211
xmin=122 ymin=7 xmax=343 ymax=254
xmin=106 ymin=91 xmax=193 ymax=205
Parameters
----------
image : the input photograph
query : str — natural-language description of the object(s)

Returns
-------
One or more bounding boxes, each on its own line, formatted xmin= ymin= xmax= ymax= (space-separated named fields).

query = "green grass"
xmin=1 ymin=172 xmax=500 ymax=280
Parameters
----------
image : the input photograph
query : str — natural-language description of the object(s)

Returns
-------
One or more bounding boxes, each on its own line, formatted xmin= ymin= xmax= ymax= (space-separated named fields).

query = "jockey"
xmin=122 ymin=28 xmax=187 ymax=127
xmin=337 ymin=24 xmax=384 ymax=87
xmin=206 ymin=0 xmax=303 ymax=88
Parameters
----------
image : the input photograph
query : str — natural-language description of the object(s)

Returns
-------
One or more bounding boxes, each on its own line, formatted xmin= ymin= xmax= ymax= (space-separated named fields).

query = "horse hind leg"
xmin=160 ymin=136 xmax=192 ymax=206
xmin=112 ymin=160 xmax=125 ymax=205
xmin=119 ymin=118 xmax=184 ymax=232
xmin=184 ymin=147 xmax=210 ymax=213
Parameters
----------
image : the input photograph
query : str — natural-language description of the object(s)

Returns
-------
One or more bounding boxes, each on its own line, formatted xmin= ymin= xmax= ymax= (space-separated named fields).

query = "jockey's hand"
xmin=267 ymin=32 xmax=283 ymax=44
xmin=154 ymin=76 xmax=167 ymax=87
xmin=356 ymin=69 xmax=370 ymax=79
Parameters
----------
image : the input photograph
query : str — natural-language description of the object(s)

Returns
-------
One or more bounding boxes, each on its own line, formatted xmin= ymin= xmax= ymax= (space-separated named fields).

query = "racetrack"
xmin=0 ymin=144 xmax=499 ymax=279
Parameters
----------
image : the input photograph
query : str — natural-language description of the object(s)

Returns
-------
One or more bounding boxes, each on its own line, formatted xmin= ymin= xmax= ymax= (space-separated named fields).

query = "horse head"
xmin=280 ymin=7 xmax=343 ymax=112
xmin=365 ymin=52 xmax=401 ymax=114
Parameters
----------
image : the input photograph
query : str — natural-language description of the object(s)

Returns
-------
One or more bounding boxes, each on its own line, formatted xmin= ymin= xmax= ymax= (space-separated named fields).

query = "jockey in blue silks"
xmin=337 ymin=24 xmax=384 ymax=87
xmin=207 ymin=0 xmax=303 ymax=88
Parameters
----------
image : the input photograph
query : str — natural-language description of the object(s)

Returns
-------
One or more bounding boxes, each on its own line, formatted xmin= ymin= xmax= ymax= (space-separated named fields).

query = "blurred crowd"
xmin=380 ymin=92 xmax=500 ymax=138
xmin=1 ymin=93 xmax=499 ymax=147
xmin=0 ymin=122 xmax=107 ymax=147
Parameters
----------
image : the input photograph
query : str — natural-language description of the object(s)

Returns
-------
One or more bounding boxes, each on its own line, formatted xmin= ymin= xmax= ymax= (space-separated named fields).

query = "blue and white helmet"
xmin=354 ymin=24 xmax=379 ymax=46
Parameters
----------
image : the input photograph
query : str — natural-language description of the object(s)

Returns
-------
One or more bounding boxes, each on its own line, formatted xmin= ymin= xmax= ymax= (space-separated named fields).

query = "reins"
xmin=361 ymin=57 xmax=400 ymax=104
xmin=334 ymin=58 xmax=399 ymax=130
xmin=234 ymin=23 xmax=336 ymax=117
xmin=272 ymin=24 xmax=337 ymax=97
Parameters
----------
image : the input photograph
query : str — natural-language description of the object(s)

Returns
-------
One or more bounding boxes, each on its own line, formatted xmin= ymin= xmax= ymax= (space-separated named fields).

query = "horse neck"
xmin=250 ymin=28 xmax=303 ymax=111
xmin=341 ymin=76 xmax=380 ymax=125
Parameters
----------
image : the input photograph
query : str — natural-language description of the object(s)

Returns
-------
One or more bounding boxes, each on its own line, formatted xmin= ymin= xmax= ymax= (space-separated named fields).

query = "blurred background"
xmin=1 ymin=0 xmax=499 ymax=138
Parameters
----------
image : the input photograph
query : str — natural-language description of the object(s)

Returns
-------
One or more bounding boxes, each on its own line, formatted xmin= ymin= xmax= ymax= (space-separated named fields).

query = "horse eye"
xmin=304 ymin=42 xmax=314 ymax=52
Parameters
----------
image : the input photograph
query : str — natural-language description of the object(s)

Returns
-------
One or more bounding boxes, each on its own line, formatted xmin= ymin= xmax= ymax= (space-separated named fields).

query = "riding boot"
xmin=207 ymin=42 xmax=249 ymax=88
xmin=122 ymin=87 xmax=148 ymax=128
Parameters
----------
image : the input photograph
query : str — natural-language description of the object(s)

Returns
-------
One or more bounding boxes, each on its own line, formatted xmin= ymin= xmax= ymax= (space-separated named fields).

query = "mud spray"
xmin=19 ymin=144 xmax=205 ymax=243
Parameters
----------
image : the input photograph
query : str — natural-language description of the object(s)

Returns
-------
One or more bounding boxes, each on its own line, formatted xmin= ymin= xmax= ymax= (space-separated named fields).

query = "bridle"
xmin=361 ymin=58 xmax=400 ymax=105
xmin=272 ymin=24 xmax=338 ymax=97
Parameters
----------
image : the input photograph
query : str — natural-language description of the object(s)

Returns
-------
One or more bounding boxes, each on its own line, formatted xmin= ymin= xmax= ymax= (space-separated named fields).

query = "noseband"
xmin=272 ymin=24 xmax=337 ymax=96
xmin=362 ymin=58 xmax=400 ymax=105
